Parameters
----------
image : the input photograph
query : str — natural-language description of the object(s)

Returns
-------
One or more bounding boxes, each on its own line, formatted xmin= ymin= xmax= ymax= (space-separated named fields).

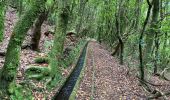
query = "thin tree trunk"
xmin=115 ymin=0 xmax=124 ymax=65
xmin=31 ymin=10 xmax=48 ymax=51
xmin=161 ymin=32 xmax=168 ymax=68
xmin=97 ymin=25 xmax=102 ymax=44
xmin=76 ymin=0 xmax=88 ymax=34
xmin=18 ymin=0 xmax=23 ymax=16
xmin=144 ymin=0 xmax=160 ymax=68
xmin=154 ymin=32 xmax=159 ymax=74
xmin=0 ymin=0 xmax=46 ymax=97
xmin=134 ymin=0 xmax=142 ymax=29
xmin=118 ymin=35 xmax=124 ymax=65
xmin=139 ymin=0 xmax=152 ymax=81
xmin=151 ymin=0 xmax=160 ymax=74
xmin=0 ymin=1 xmax=5 ymax=42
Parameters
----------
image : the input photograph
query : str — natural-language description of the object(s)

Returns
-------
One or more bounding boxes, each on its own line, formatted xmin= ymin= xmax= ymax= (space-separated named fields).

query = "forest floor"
xmin=0 ymin=7 xmax=77 ymax=99
xmin=76 ymin=41 xmax=170 ymax=100
xmin=1 ymin=7 xmax=170 ymax=100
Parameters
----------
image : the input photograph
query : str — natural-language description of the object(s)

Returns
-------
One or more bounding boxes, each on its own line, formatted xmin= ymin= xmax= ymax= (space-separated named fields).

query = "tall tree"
xmin=48 ymin=0 xmax=70 ymax=86
xmin=145 ymin=0 xmax=160 ymax=74
xmin=31 ymin=0 xmax=56 ymax=51
xmin=139 ymin=0 xmax=152 ymax=81
xmin=31 ymin=10 xmax=48 ymax=51
xmin=76 ymin=0 xmax=88 ymax=35
xmin=0 ymin=0 xmax=46 ymax=97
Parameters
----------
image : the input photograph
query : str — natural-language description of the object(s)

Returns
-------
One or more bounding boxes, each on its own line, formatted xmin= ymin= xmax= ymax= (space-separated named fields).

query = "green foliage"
xmin=47 ymin=39 xmax=87 ymax=90
xmin=62 ymin=39 xmax=87 ymax=68
xmin=9 ymin=83 xmax=33 ymax=100
xmin=34 ymin=57 xmax=49 ymax=64
xmin=0 ymin=0 xmax=47 ymax=98
xmin=161 ymin=18 xmax=170 ymax=33
xmin=25 ymin=66 xmax=50 ymax=80
xmin=47 ymin=12 xmax=57 ymax=25
xmin=44 ymin=39 xmax=53 ymax=53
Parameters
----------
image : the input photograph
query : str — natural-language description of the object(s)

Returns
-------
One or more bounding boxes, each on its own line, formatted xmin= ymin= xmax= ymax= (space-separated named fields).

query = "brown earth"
xmin=76 ymin=41 xmax=170 ymax=100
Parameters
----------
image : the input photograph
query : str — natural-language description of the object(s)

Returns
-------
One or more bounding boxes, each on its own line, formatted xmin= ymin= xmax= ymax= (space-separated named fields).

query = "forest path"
xmin=76 ymin=41 xmax=147 ymax=100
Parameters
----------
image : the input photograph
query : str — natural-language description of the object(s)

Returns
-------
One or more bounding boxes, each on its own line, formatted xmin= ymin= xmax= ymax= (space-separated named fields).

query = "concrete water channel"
xmin=53 ymin=42 xmax=88 ymax=100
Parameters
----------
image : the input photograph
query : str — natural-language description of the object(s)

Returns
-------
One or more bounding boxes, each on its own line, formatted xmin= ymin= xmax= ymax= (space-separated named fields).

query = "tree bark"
xmin=18 ymin=0 xmax=23 ymax=16
xmin=144 ymin=0 xmax=160 ymax=67
xmin=0 ymin=0 xmax=46 ymax=97
xmin=48 ymin=0 xmax=70 ymax=85
xmin=134 ymin=0 xmax=142 ymax=29
xmin=145 ymin=0 xmax=160 ymax=74
xmin=31 ymin=10 xmax=48 ymax=51
xmin=139 ymin=0 xmax=152 ymax=81
xmin=76 ymin=0 xmax=88 ymax=35
xmin=0 ymin=1 xmax=5 ymax=42
xmin=115 ymin=1 xmax=124 ymax=65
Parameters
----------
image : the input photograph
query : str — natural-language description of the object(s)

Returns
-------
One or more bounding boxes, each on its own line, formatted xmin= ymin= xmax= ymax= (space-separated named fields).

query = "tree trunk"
xmin=0 ymin=0 xmax=46 ymax=97
xmin=152 ymin=0 xmax=160 ymax=74
xmin=76 ymin=0 xmax=88 ymax=35
xmin=139 ymin=0 xmax=152 ymax=81
xmin=31 ymin=10 xmax=48 ymax=51
xmin=115 ymin=1 xmax=124 ymax=65
xmin=48 ymin=0 xmax=70 ymax=85
xmin=0 ymin=1 xmax=5 ymax=42
xmin=161 ymin=32 xmax=168 ymax=68
xmin=118 ymin=35 xmax=124 ymax=65
xmin=154 ymin=31 xmax=159 ymax=74
xmin=97 ymin=25 xmax=102 ymax=44
xmin=18 ymin=0 xmax=23 ymax=16
xmin=134 ymin=0 xmax=142 ymax=29
xmin=144 ymin=0 xmax=160 ymax=68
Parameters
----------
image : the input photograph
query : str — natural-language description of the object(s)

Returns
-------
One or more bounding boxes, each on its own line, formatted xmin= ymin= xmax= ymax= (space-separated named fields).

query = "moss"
xmin=25 ymin=66 xmax=50 ymax=80
xmin=47 ymin=1 xmax=70 ymax=87
xmin=62 ymin=39 xmax=87 ymax=68
xmin=0 ymin=0 xmax=46 ymax=97
xmin=9 ymin=82 xmax=33 ymax=100
xmin=51 ymin=40 xmax=88 ymax=99
xmin=69 ymin=42 xmax=88 ymax=100
xmin=31 ymin=10 xmax=48 ymax=51
xmin=0 ymin=1 xmax=5 ymax=42
xmin=34 ymin=57 xmax=49 ymax=64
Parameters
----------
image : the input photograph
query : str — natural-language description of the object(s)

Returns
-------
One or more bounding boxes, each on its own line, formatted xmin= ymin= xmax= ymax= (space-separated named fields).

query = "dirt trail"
xmin=76 ymin=41 xmax=147 ymax=100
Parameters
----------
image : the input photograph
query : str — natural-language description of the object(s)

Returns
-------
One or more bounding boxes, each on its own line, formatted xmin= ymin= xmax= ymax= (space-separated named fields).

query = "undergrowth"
xmin=23 ymin=39 xmax=87 ymax=99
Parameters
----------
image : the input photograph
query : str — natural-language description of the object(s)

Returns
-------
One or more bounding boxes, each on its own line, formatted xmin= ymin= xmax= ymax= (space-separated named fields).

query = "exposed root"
xmin=137 ymin=76 xmax=163 ymax=86
xmin=137 ymin=76 xmax=170 ymax=99
xmin=34 ymin=57 xmax=49 ymax=64
xmin=160 ymin=68 xmax=170 ymax=81
xmin=148 ymin=89 xmax=170 ymax=100
xmin=25 ymin=66 xmax=50 ymax=80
